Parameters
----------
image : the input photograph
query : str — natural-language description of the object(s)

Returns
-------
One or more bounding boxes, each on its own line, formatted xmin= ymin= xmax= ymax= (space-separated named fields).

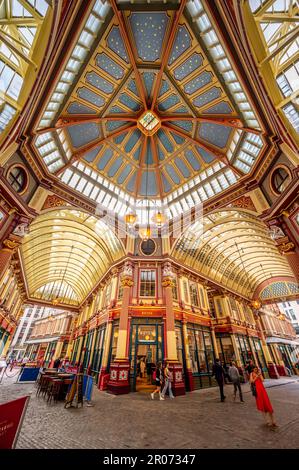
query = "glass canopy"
xmin=32 ymin=0 xmax=265 ymax=217
xmin=171 ymin=209 xmax=295 ymax=298
xmin=20 ymin=208 xmax=125 ymax=306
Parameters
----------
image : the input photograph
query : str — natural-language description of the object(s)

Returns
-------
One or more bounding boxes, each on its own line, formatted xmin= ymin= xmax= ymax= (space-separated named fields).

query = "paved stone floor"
xmin=1 ymin=369 xmax=299 ymax=449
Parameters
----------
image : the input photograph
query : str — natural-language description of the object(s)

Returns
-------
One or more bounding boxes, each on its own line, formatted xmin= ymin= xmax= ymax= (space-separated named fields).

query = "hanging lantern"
xmin=124 ymin=212 xmax=137 ymax=227
xmin=152 ymin=210 xmax=167 ymax=228
xmin=139 ymin=225 xmax=151 ymax=240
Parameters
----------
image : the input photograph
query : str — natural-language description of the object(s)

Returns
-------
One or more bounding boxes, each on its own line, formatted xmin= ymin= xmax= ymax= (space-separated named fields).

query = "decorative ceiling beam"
xmin=0 ymin=31 xmax=37 ymax=68
xmin=257 ymin=14 xmax=299 ymax=22
xmin=150 ymin=135 xmax=164 ymax=199
xmin=150 ymin=0 xmax=187 ymax=111
xmin=35 ymin=115 xmax=138 ymax=135
xmin=134 ymin=136 xmax=147 ymax=198
xmin=162 ymin=123 xmax=244 ymax=178
xmin=162 ymin=122 xmax=228 ymax=161
xmin=160 ymin=116 xmax=262 ymax=135
xmin=259 ymin=25 xmax=299 ymax=65
xmin=110 ymin=0 xmax=148 ymax=109
xmin=54 ymin=123 xmax=137 ymax=176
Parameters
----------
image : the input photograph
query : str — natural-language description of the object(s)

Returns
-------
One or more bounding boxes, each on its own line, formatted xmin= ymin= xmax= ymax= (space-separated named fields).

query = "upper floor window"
xmin=172 ymin=276 xmax=178 ymax=301
xmin=189 ymin=282 xmax=199 ymax=307
xmin=183 ymin=280 xmax=189 ymax=303
xmin=7 ymin=165 xmax=28 ymax=193
xmin=140 ymin=270 xmax=156 ymax=297
xmin=271 ymin=166 xmax=291 ymax=195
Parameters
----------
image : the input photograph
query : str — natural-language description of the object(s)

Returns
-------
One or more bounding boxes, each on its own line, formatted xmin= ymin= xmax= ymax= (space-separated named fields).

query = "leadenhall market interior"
xmin=0 ymin=0 xmax=299 ymax=397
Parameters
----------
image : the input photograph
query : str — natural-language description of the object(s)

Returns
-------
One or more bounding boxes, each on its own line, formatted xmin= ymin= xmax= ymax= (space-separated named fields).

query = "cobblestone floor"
xmin=1 ymin=369 xmax=299 ymax=449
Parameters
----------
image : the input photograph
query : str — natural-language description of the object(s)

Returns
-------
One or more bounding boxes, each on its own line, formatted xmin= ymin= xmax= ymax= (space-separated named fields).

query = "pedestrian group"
xmin=150 ymin=357 xmax=278 ymax=429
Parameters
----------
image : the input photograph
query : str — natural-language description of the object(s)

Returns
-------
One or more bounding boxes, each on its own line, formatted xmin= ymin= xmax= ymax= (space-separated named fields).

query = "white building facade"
xmin=278 ymin=300 xmax=299 ymax=336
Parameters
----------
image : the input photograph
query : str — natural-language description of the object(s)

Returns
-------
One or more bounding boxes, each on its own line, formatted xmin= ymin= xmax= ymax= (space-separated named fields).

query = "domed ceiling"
xmin=33 ymin=0 xmax=265 ymax=216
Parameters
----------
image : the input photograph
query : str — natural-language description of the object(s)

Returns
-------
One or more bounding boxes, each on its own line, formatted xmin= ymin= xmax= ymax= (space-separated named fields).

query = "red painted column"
xmin=107 ymin=263 xmax=133 ymax=395
xmin=162 ymin=263 xmax=185 ymax=396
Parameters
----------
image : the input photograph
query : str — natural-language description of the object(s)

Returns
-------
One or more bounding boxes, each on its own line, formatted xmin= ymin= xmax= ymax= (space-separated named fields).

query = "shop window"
xmin=214 ymin=298 xmax=223 ymax=317
xmin=7 ymin=165 xmax=28 ymax=194
xmin=118 ymin=283 xmax=123 ymax=300
xmin=110 ymin=323 xmax=119 ymax=365
xmin=199 ymin=288 xmax=206 ymax=309
xmin=104 ymin=283 xmax=112 ymax=306
xmin=140 ymin=270 xmax=156 ymax=297
xmin=271 ymin=166 xmax=292 ymax=195
xmin=183 ymin=280 xmax=189 ymax=303
xmin=175 ymin=326 xmax=183 ymax=365
xmin=189 ymin=282 xmax=199 ymax=307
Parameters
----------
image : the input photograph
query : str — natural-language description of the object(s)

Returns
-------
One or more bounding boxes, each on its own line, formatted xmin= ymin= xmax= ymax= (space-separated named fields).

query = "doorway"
xmin=129 ymin=320 xmax=164 ymax=392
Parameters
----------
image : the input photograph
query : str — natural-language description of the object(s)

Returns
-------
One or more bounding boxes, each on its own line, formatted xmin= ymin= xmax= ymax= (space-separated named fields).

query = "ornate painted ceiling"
xmin=33 ymin=0 xmax=266 ymax=217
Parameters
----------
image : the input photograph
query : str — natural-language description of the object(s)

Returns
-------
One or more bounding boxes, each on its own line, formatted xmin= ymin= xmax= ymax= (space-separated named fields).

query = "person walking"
xmin=228 ymin=361 xmax=244 ymax=403
xmin=250 ymin=366 xmax=277 ymax=428
xmin=161 ymin=362 xmax=174 ymax=399
xmin=212 ymin=358 xmax=226 ymax=402
xmin=151 ymin=362 xmax=164 ymax=400
xmin=0 ymin=356 xmax=7 ymax=377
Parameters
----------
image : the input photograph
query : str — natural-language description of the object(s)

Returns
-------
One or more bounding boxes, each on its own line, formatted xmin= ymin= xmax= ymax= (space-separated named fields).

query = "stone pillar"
xmin=107 ymin=263 xmax=133 ymax=395
xmin=98 ymin=319 xmax=113 ymax=390
xmin=182 ymin=320 xmax=194 ymax=391
xmin=162 ymin=262 xmax=185 ymax=396
xmin=211 ymin=327 xmax=220 ymax=358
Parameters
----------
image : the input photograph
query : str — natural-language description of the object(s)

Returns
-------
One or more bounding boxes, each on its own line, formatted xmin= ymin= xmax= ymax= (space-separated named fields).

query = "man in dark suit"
xmin=212 ymin=358 xmax=226 ymax=402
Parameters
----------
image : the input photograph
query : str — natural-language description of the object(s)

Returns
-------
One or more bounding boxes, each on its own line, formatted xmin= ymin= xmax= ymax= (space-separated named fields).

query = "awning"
xmin=25 ymin=336 xmax=60 ymax=345
xmin=266 ymin=337 xmax=299 ymax=347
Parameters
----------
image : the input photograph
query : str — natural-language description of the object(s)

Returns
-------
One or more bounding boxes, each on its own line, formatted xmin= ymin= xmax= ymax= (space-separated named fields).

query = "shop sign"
xmin=0 ymin=396 xmax=30 ymax=449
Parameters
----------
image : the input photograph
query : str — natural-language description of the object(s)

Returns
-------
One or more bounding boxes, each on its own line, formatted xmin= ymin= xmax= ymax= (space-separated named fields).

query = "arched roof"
xmin=171 ymin=209 xmax=295 ymax=298
xmin=21 ymin=208 xmax=125 ymax=306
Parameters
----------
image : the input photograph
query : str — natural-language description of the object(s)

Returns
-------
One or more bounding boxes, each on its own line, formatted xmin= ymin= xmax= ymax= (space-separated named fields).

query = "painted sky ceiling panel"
xmin=68 ymin=123 xmax=101 ymax=148
xmin=107 ymin=26 xmax=129 ymax=63
xmin=118 ymin=93 xmax=141 ymax=111
xmin=129 ymin=12 xmax=169 ymax=62
xmin=203 ymin=101 xmax=233 ymax=114
xmin=77 ymin=87 xmax=105 ymax=108
xmin=85 ymin=72 xmax=114 ymax=94
xmin=33 ymin=3 xmax=266 ymax=208
xmin=185 ymin=149 xmax=202 ymax=170
xmin=199 ymin=123 xmax=232 ymax=148
xmin=143 ymin=72 xmax=156 ymax=99
xmin=184 ymin=71 xmax=213 ymax=95
xmin=96 ymin=53 xmax=125 ymax=79
xmin=97 ymin=148 xmax=113 ymax=171
xmin=173 ymin=53 xmax=203 ymax=81
xmin=196 ymin=146 xmax=216 ymax=164
xmin=169 ymin=25 xmax=192 ymax=65
xmin=108 ymin=156 xmax=123 ymax=177
xmin=83 ymin=146 xmax=103 ymax=163
xmin=140 ymin=171 xmax=158 ymax=196
xmin=193 ymin=86 xmax=222 ymax=108
xmin=67 ymin=102 xmax=96 ymax=114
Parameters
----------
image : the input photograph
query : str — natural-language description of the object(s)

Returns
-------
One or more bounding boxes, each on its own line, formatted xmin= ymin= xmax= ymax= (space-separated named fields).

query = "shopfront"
xmin=0 ymin=327 xmax=9 ymax=355
xmin=187 ymin=324 xmax=215 ymax=389
xmin=89 ymin=325 xmax=106 ymax=381
xmin=235 ymin=334 xmax=254 ymax=366
xmin=129 ymin=319 xmax=164 ymax=392
xmin=216 ymin=334 xmax=235 ymax=366
xmin=251 ymin=337 xmax=268 ymax=376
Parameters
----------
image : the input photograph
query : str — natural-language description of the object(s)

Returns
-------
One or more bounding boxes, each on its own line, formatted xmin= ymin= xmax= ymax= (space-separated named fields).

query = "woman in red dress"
xmin=250 ymin=366 xmax=277 ymax=428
